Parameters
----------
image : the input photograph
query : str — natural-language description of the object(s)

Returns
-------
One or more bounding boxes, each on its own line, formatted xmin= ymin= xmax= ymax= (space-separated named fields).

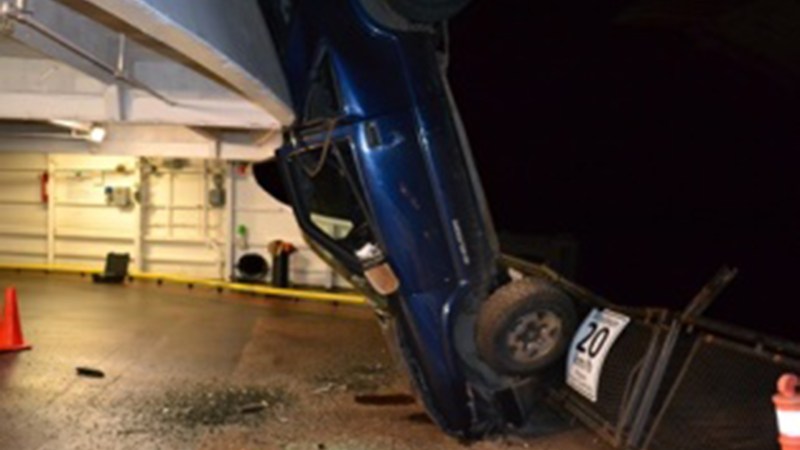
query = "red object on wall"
xmin=40 ymin=171 xmax=49 ymax=203
xmin=267 ymin=239 xmax=297 ymax=256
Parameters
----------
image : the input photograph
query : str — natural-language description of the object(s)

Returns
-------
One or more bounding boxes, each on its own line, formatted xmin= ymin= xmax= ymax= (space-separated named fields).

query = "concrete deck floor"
xmin=0 ymin=272 xmax=606 ymax=450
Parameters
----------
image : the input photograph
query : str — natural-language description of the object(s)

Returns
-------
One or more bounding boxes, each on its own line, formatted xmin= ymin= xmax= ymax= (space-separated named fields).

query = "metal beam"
xmin=0 ymin=0 xmax=286 ymax=129
xmin=2 ymin=11 xmax=117 ymax=85
xmin=1 ymin=0 xmax=172 ymax=101
xmin=0 ymin=55 xmax=280 ymax=128
xmin=0 ymin=124 xmax=282 ymax=160
xmin=77 ymin=0 xmax=295 ymax=126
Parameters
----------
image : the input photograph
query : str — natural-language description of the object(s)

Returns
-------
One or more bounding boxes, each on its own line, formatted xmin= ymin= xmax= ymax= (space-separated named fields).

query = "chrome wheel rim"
xmin=506 ymin=310 xmax=562 ymax=364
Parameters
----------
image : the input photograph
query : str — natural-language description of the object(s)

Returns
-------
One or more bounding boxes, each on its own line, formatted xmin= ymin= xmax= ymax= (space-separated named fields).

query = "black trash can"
xmin=271 ymin=252 xmax=289 ymax=287
xmin=268 ymin=240 xmax=296 ymax=288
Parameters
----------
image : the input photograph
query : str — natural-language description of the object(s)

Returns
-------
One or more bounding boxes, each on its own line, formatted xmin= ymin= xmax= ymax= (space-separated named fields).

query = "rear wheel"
xmin=385 ymin=0 xmax=472 ymax=22
xmin=476 ymin=279 xmax=577 ymax=375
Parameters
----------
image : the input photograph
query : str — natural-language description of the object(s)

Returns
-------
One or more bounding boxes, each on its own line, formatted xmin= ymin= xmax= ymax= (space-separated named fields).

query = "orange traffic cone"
xmin=0 ymin=286 xmax=31 ymax=352
xmin=775 ymin=374 xmax=800 ymax=450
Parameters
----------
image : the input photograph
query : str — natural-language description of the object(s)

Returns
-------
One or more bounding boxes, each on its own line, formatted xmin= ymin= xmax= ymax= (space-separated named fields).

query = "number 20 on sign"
xmin=566 ymin=308 xmax=631 ymax=402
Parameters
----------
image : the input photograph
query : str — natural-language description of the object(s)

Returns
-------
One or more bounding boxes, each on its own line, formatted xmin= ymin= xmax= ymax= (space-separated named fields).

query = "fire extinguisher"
xmin=40 ymin=171 xmax=49 ymax=204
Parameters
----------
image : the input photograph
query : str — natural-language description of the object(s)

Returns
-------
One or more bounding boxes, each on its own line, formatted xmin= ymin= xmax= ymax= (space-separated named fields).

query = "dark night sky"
xmin=447 ymin=0 xmax=800 ymax=339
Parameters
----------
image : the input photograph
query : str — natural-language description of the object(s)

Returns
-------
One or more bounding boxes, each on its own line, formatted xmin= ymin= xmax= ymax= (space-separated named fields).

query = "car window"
xmin=304 ymin=53 xmax=341 ymax=122
xmin=292 ymin=141 xmax=373 ymax=253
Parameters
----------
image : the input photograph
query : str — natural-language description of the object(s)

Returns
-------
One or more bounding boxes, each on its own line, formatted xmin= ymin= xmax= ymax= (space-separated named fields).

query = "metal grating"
xmin=556 ymin=319 xmax=664 ymax=445
xmin=644 ymin=335 xmax=800 ymax=450
xmin=592 ymin=322 xmax=655 ymax=423
xmin=505 ymin=259 xmax=799 ymax=450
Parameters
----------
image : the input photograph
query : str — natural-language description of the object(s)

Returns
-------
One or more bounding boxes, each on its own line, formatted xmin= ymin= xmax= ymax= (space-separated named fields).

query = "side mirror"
xmin=253 ymin=157 xmax=292 ymax=206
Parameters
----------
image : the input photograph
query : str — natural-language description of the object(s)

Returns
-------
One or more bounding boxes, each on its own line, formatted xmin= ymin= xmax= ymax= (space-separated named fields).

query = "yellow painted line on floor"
xmin=0 ymin=263 xmax=102 ymax=275
xmin=0 ymin=263 xmax=366 ymax=305
xmin=224 ymin=281 xmax=366 ymax=304
xmin=130 ymin=272 xmax=366 ymax=305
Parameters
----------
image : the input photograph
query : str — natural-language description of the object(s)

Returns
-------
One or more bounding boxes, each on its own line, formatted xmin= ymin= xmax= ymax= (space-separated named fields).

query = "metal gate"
xmin=503 ymin=256 xmax=800 ymax=450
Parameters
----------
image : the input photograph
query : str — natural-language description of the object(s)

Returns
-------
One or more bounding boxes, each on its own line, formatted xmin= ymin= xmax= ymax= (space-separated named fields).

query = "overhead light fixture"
xmin=48 ymin=119 xmax=107 ymax=144
xmin=87 ymin=126 xmax=107 ymax=143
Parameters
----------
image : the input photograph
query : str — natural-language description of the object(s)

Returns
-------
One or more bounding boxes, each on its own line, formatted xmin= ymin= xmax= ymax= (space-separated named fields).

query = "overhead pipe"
xmin=0 ymin=1 xmax=177 ymax=106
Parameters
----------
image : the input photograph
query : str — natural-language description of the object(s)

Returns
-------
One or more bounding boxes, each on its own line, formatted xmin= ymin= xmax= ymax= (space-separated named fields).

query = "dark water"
xmin=450 ymin=0 xmax=800 ymax=340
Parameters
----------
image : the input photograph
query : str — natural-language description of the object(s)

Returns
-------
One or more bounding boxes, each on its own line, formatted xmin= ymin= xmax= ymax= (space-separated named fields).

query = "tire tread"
xmin=476 ymin=278 xmax=577 ymax=374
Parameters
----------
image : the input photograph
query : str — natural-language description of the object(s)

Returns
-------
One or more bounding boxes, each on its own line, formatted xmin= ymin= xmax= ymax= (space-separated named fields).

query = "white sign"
xmin=566 ymin=308 xmax=631 ymax=402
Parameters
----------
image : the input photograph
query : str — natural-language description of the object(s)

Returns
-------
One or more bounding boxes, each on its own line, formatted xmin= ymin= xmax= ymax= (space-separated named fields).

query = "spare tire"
xmin=385 ymin=0 xmax=472 ymax=23
xmin=476 ymin=278 xmax=577 ymax=375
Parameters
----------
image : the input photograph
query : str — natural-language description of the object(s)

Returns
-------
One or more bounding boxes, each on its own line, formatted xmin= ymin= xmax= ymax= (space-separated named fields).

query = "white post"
xmin=132 ymin=158 xmax=144 ymax=272
xmin=201 ymin=160 xmax=209 ymax=237
xmin=46 ymin=156 xmax=55 ymax=265
xmin=223 ymin=162 xmax=236 ymax=281
xmin=168 ymin=170 xmax=174 ymax=238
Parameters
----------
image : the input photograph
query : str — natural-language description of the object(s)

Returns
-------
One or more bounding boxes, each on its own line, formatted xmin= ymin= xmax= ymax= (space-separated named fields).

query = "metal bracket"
xmin=681 ymin=266 xmax=739 ymax=322
xmin=0 ymin=2 xmax=15 ymax=34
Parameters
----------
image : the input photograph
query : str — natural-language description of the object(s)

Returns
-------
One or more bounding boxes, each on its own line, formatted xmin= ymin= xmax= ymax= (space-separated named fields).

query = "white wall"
xmin=0 ymin=153 xmax=343 ymax=287
xmin=51 ymin=154 xmax=138 ymax=268
xmin=0 ymin=154 xmax=49 ymax=264
xmin=139 ymin=157 xmax=225 ymax=278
